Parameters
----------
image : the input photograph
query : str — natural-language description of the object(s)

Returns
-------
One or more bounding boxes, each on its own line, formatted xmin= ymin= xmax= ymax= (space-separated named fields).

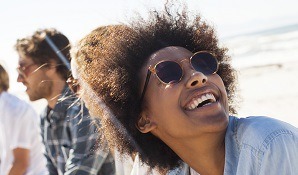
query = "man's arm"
xmin=8 ymin=148 xmax=29 ymax=175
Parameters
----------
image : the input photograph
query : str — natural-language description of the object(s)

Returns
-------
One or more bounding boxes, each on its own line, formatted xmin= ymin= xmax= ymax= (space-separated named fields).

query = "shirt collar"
xmin=46 ymin=85 xmax=76 ymax=121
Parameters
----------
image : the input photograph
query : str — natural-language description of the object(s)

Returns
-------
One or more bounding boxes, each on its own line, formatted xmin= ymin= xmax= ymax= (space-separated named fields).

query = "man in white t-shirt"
xmin=0 ymin=64 xmax=48 ymax=175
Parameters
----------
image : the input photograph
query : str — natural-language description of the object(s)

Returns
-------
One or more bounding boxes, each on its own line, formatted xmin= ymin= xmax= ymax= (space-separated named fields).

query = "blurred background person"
xmin=14 ymin=28 xmax=114 ymax=175
xmin=0 ymin=64 xmax=48 ymax=175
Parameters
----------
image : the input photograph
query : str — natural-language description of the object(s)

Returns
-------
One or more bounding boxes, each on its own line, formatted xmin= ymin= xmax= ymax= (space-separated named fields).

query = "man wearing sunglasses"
xmin=15 ymin=28 xmax=115 ymax=175
xmin=0 ymin=64 xmax=48 ymax=174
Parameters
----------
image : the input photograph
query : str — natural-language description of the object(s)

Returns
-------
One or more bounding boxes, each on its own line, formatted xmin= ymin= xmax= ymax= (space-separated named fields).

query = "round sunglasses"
xmin=140 ymin=51 xmax=219 ymax=101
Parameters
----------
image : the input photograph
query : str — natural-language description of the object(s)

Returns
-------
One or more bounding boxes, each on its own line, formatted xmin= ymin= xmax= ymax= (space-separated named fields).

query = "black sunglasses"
xmin=140 ymin=51 xmax=219 ymax=102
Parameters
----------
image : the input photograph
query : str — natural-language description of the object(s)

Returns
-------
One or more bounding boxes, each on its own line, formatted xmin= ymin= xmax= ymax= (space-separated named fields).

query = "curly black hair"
xmin=72 ymin=3 xmax=237 ymax=172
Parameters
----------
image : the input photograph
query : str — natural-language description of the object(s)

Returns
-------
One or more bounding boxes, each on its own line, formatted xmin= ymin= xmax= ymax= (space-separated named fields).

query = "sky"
xmin=1 ymin=0 xmax=298 ymax=94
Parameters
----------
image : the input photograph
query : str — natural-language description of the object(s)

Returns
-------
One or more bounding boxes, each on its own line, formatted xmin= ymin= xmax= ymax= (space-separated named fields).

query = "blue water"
xmin=223 ymin=23 xmax=298 ymax=69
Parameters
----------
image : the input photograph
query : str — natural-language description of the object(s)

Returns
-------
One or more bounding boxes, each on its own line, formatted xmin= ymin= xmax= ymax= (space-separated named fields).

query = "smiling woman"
xmin=71 ymin=2 xmax=298 ymax=175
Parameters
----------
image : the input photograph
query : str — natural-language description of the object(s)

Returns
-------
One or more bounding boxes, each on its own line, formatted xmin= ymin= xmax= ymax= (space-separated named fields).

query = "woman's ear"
xmin=136 ymin=111 xmax=157 ymax=133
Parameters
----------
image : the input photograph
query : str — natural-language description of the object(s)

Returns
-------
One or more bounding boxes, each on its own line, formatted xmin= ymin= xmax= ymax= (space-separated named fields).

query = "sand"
xmin=236 ymin=60 xmax=298 ymax=127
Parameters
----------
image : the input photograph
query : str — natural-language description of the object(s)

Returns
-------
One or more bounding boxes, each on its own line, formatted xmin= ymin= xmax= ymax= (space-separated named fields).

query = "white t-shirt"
xmin=114 ymin=150 xmax=160 ymax=175
xmin=0 ymin=92 xmax=48 ymax=175
xmin=114 ymin=149 xmax=187 ymax=175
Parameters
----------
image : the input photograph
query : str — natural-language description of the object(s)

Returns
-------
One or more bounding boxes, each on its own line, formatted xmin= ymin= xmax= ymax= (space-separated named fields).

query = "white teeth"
xmin=207 ymin=94 xmax=212 ymax=99
xmin=191 ymin=104 xmax=196 ymax=109
xmin=187 ymin=93 xmax=216 ymax=110
xmin=202 ymin=95 xmax=207 ymax=101
xmin=194 ymin=100 xmax=199 ymax=107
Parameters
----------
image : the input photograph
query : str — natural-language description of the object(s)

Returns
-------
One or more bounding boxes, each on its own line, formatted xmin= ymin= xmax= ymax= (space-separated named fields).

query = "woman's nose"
xmin=185 ymin=71 xmax=207 ymax=88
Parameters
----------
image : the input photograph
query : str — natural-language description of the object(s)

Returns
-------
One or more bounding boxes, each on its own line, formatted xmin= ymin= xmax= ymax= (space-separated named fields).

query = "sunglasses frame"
xmin=17 ymin=63 xmax=65 ymax=79
xmin=140 ymin=51 xmax=219 ymax=102
xmin=17 ymin=63 xmax=51 ymax=79
xmin=16 ymin=63 xmax=36 ymax=77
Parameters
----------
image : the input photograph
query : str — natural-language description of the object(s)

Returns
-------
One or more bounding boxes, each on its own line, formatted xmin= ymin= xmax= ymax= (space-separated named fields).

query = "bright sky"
xmin=1 ymin=0 xmax=298 ymax=93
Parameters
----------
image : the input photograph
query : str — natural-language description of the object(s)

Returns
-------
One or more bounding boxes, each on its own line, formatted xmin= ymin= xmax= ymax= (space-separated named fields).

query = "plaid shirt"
xmin=40 ymin=86 xmax=115 ymax=175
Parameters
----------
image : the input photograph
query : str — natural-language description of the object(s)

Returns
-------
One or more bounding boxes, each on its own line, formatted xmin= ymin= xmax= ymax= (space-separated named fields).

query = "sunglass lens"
xmin=191 ymin=52 xmax=218 ymax=75
xmin=16 ymin=68 xmax=25 ymax=78
xmin=155 ymin=61 xmax=182 ymax=84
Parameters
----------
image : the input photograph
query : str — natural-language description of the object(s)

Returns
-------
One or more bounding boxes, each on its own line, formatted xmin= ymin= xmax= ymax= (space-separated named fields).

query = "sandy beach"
xmin=236 ymin=60 xmax=298 ymax=127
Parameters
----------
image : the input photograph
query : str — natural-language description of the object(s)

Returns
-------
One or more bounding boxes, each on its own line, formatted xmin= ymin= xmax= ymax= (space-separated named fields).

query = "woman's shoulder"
xmin=227 ymin=116 xmax=298 ymax=174
xmin=229 ymin=116 xmax=298 ymax=149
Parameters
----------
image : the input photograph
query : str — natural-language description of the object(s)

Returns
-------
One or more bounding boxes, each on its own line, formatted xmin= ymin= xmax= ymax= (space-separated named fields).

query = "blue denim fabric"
xmin=224 ymin=116 xmax=298 ymax=175
xmin=180 ymin=116 xmax=298 ymax=175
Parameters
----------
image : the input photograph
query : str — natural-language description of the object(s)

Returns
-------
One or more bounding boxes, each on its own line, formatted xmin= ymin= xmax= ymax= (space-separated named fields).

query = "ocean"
xmin=224 ymin=23 xmax=298 ymax=126
xmin=223 ymin=23 xmax=298 ymax=69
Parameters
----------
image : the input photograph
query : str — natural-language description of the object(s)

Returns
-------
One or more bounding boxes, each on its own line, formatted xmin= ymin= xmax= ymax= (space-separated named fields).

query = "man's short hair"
xmin=15 ymin=28 xmax=71 ymax=80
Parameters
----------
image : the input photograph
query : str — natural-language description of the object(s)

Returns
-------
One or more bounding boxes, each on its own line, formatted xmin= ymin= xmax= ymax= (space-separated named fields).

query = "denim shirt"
xmin=180 ymin=116 xmax=298 ymax=175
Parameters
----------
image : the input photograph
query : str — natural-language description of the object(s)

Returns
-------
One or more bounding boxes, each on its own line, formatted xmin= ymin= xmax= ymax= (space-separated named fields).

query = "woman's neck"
xmin=168 ymin=131 xmax=226 ymax=175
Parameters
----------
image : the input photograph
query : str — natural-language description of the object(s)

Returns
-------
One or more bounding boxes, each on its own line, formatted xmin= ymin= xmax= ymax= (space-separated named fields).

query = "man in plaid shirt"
xmin=15 ymin=28 xmax=115 ymax=174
